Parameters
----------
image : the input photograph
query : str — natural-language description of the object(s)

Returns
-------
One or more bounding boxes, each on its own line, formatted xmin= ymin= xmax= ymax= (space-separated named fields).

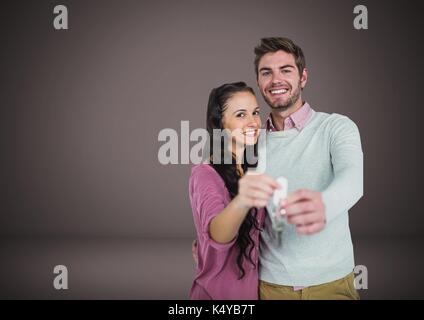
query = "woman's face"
xmin=221 ymin=91 xmax=261 ymax=149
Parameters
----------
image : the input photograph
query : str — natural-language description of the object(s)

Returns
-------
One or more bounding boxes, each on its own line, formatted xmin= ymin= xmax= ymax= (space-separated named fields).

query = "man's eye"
xmin=282 ymin=69 xmax=291 ymax=74
xmin=261 ymin=71 xmax=270 ymax=76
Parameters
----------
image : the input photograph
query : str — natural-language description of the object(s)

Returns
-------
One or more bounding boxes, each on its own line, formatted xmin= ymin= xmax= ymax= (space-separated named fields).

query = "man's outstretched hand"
xmin=279 ymin=189 xmax=326 ymax=235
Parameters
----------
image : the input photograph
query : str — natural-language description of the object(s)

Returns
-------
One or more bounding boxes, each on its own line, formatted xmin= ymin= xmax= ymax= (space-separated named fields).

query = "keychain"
xmin=272 ymin=177 xmax=288 ymax=246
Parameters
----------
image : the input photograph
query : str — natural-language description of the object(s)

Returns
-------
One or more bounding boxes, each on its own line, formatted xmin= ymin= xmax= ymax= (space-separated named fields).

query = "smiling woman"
xmin=188 ymin=82 xmax=278 ymax=300
xmin=219 ymin=90 xmax=261 ymax=164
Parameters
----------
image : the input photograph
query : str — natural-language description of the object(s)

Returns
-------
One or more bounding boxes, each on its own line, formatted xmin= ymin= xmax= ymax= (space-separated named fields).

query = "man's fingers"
xmin=283 ymin=189 xmax=315 ymax=206
xmin=287 ymin=212 xmax=321 ymax=225
xmin=285 ymin=200 xmax=315 ymax=216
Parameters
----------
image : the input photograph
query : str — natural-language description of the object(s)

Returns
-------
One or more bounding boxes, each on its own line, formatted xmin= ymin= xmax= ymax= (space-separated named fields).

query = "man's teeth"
xmin=270 ymin=89 xmax=288 ymax=94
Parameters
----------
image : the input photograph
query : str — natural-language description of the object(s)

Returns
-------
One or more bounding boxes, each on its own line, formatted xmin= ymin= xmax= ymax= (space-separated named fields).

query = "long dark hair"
xmin=206 ymin=82 xmax=261 ymax=279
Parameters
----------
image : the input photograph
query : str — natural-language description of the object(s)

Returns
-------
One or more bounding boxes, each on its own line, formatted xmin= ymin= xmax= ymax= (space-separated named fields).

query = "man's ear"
xmin=300 ymin=68 xmax=308 ymax=89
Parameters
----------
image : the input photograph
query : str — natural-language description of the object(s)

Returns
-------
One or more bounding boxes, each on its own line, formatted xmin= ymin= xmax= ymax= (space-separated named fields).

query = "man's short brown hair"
xmin=254 ymin=37 xmax=306 ymax=78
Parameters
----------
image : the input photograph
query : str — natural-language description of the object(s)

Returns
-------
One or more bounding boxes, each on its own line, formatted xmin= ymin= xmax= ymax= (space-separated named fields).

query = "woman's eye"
xmin=236 ymin=113 xmax=245 ymax=118
xmin=253 ymin=111 xmax=260 ymax=115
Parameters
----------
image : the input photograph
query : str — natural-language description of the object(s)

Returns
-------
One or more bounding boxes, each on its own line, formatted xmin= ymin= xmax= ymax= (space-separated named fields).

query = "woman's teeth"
xmin=244 ymin=130 xmax=257 ymax=137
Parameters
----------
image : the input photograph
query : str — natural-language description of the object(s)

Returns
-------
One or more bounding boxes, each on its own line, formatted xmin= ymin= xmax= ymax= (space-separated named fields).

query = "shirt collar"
xmin=266 ymin=102 xmax=313 ymax=132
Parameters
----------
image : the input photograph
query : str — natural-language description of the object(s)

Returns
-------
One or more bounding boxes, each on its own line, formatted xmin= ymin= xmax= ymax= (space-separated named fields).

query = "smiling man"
xmin=255 ymin=37 xmax=363 ymax=300
xmin=257 ymin=51 xmax=305 ymax=120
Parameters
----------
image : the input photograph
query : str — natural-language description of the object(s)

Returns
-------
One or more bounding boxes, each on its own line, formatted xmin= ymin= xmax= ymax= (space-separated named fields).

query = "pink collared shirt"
xmin=266 ymin=102 xmax=314 ymax=132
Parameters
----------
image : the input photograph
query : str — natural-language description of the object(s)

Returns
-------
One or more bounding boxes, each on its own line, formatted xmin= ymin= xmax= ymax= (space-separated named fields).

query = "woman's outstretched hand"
xmin=236 ymin=172 xmax=279 ymax=209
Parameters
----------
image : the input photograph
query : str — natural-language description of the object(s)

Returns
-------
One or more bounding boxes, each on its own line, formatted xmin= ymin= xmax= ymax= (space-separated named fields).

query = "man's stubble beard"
xmin=263 ymin=81 xmax=302 ymax=111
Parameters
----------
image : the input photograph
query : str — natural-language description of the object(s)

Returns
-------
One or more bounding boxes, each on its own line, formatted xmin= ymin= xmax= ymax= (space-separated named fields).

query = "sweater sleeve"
xmin=189 ymin=165 xmax=237 ymax=250
xmin=321 ymin=116 xmax=364 ymax=223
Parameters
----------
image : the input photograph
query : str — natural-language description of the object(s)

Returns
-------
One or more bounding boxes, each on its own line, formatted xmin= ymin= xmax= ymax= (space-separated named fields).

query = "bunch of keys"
xmin=271 ymin=177 xmax=288 ymax=246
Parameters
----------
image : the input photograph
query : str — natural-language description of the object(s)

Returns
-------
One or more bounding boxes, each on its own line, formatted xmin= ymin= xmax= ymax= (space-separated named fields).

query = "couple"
xmin=188 ymin=37 xmax=363 ymax=300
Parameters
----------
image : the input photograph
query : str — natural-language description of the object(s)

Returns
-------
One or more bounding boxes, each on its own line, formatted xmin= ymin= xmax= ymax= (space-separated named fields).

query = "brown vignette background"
xmin=0 ymin=0 xmax=423 ymax=299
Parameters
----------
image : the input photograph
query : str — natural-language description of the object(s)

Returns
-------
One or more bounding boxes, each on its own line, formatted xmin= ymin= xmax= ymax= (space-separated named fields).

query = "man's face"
xmin=257 ymin=50 xmax=307 ymax=111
